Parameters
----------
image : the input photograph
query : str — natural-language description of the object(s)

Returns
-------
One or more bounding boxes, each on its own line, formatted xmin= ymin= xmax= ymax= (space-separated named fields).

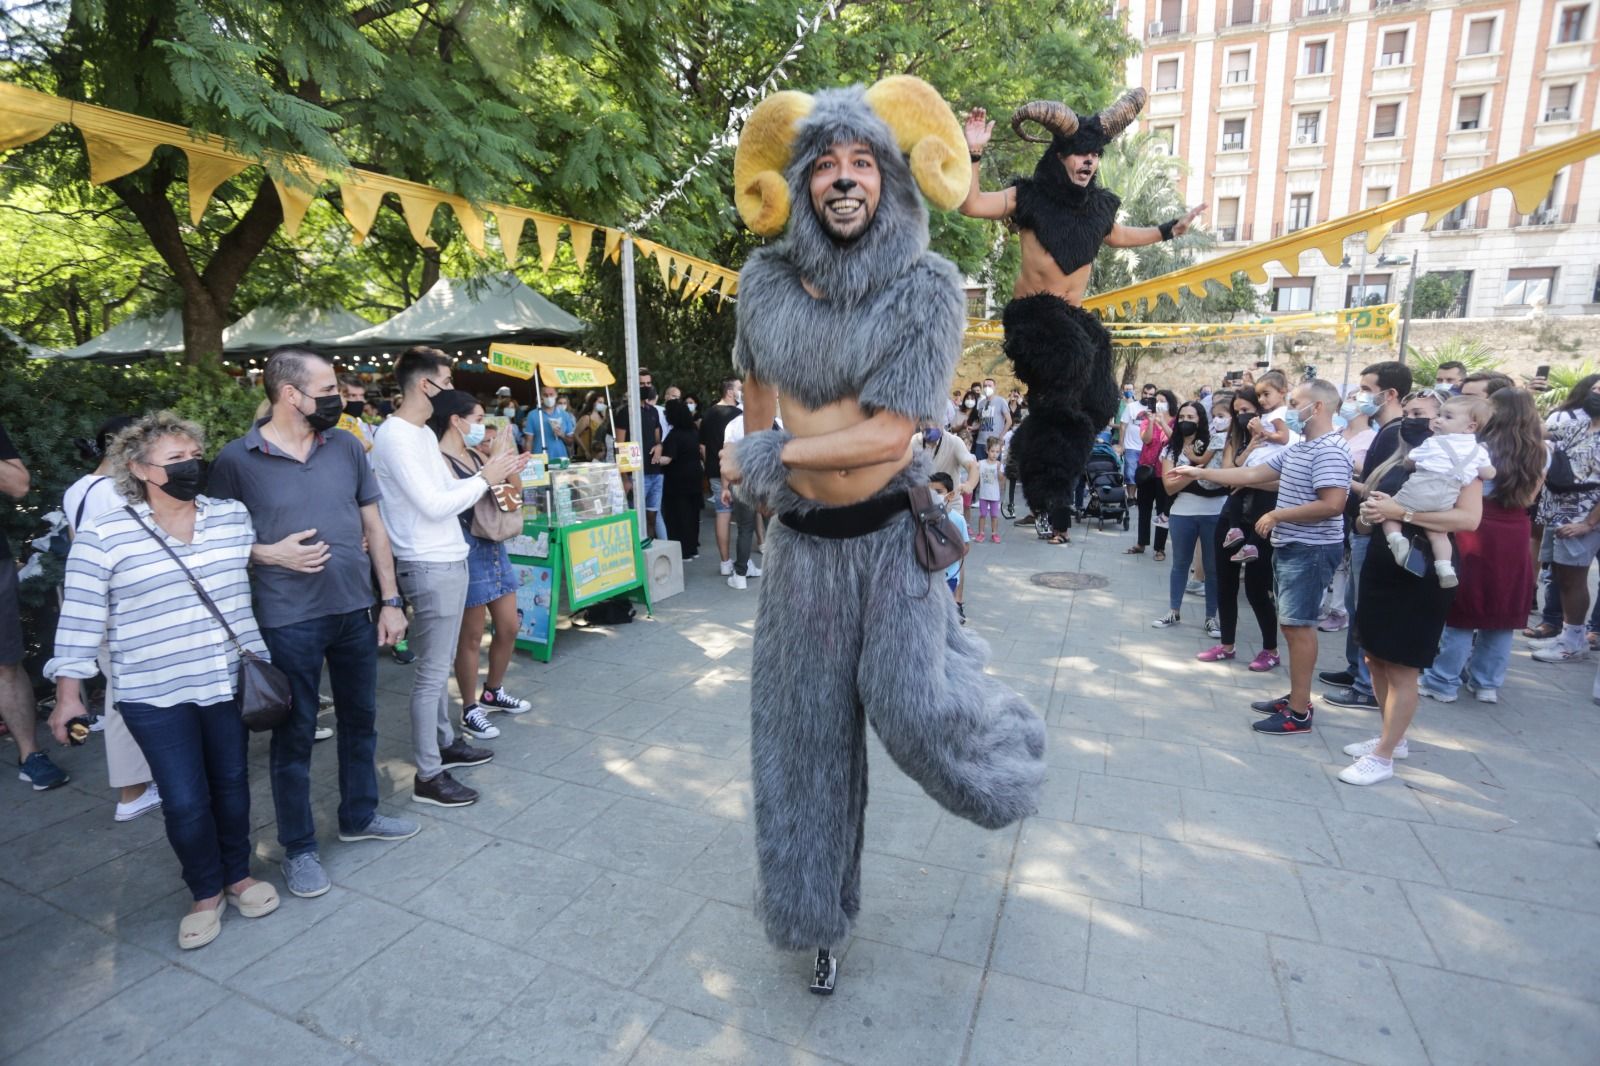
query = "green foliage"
xmin=1536 ymin=362 xmax=1599 ymax=414
xmin=1403 ymin=337 xmax=1499 ymax=386
xmin=1404 ymin=271 xmax=1466 ymax=319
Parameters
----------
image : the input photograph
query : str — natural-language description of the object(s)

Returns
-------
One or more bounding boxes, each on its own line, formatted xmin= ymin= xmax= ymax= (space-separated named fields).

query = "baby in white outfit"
xmin=1385 ymin=396 xmax=1495 ymax=587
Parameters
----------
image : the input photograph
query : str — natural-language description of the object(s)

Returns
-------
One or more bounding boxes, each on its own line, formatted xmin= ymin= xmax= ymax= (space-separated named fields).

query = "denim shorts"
xmin=464 ymin=535 xmax=518 ymax=609
xmin=644 ymin=473 xmax=664 ymax=511
xmin=1272 ymin=540 xmax=1343 ymax=627
xmin=709 ymin=477 xmax=733 ymax=515
xmin=1541 ymin=523 xmax=1600 ymax=568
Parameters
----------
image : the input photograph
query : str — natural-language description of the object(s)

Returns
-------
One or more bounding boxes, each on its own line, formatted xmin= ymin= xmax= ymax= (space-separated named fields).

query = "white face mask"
xmin=1155 ymin=400 xmax=1169 ymax=414
xmin=687 ymin=402 xmax=697 ymax=415
xmin=983 ymin=385 xmax=995 ymax=397
xmin=594 ymin=402 xmax=607 ymax=415
xmin=543 ymin=395 xmax=557 ymax=409
xmin=963 ymin=399 xmax=975 ymax=409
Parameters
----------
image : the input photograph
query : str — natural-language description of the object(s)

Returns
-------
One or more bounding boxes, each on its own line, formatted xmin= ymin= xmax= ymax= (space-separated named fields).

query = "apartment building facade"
xmin=1124 ymin=0 xmax=1600 ymax=317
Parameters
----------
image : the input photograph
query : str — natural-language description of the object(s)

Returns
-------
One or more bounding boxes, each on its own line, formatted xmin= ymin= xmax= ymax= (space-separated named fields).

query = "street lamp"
xmin=1378 ymin=253 xmax=1419 ymax=362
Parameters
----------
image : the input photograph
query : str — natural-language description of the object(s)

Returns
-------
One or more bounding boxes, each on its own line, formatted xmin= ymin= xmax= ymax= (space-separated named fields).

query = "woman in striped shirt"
xmin=45 ymin=412 xmax=280 ymax=950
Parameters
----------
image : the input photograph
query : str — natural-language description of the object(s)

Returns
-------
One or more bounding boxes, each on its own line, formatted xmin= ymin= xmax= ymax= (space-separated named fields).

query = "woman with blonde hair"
xmin=46 ymin=412 xmax=278 ymax=948
xmin=1420 ymin=388 xmax=1545 ymax=702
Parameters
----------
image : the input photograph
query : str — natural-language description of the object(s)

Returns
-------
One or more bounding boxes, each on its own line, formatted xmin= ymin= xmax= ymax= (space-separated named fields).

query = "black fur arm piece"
xmin=732 ymin=427 xmax=794 ymax=508
xmin=855 ymin=255 xmax=966 ymax=422
xmin=1158 ymin=218 xmax=1177 ymax=241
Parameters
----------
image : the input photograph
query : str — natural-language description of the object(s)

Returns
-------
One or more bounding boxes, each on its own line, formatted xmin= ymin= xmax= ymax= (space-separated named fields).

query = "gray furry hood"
xmin=771 ymin=85 xmax=930 ymax=306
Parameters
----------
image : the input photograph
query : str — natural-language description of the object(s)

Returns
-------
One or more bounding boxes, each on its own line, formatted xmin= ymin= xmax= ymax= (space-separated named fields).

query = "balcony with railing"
xmin=1302 ymin=0 xmax=1341 ymax=15
xmin=1214 ymin=223 xmax=1253 ymax=244
xmin=1511 ymin=203 xmax=1579 ymax=228
xmin=1431 ymin=206 xmax=1490 ymax=233
xmin=1146 ymin=18 xmax=1183 ymax=39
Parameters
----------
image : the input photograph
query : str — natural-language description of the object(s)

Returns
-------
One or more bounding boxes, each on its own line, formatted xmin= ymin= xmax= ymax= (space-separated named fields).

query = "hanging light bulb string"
xmin=628 ymin=1 xmax=843 ymax=232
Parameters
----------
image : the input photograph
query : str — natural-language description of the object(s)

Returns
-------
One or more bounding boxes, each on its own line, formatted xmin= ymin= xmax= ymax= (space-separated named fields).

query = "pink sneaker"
xmin=1248 ymin=649 xmax=1281 ymax=672
xmin=1221 ymin=527 xmax=1244 ymax=548
xmin=1196 ymin=645 xmax=1236 ymax=662
xmin=991 ymin=533 xmax=1001 ymax=543
xmin=1234 ymin=545 xmax=1260 ymax=563
xmin=1317 ymin=610 xmax=1348 ymax=633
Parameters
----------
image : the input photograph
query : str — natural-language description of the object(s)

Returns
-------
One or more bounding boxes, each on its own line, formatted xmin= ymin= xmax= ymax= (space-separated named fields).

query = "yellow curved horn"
xmin=733 ymin=90 xmax=814 ymax=235
xmin=863 ymin=75 xmax=970 ymax=211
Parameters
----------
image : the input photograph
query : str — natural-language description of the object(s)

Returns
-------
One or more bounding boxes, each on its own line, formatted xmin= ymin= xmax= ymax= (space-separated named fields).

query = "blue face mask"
xmin=1284 ymin=405 xmax=1311 ymax=435
xmin=462 ymin=422 xmax=486 ymax=448
xmin=1356 ymin=391 xmax=1381 ymax=418
xmin=1332 ymin=414 xmax=1349 ymax=431
xmin=1339 ymin=401 xmax=1358 ymax=422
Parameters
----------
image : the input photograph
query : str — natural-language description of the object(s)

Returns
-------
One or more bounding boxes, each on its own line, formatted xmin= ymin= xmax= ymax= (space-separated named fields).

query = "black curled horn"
xmin=1009 ymin=100 xmax=1080 ymax=144
xmin=1094 ymin=88 xmax=1148 ymax=141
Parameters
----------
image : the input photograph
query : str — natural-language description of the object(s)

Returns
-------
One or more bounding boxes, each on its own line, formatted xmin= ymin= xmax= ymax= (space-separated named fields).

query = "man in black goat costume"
xmin=960 ymin=90 xmax=1203 ymax=543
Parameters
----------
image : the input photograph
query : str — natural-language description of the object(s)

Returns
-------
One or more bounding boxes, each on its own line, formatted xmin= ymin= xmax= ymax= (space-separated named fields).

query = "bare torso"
xmin=1013 ymin=230 xmax=1090 ymax=305
xmin=782 ymin=395 xmax=913 ymax=506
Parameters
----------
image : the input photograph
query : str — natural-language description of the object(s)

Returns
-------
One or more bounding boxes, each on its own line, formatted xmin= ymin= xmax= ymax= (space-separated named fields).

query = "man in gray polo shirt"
xmin=210 ymin=347 xmax=419 ymax=899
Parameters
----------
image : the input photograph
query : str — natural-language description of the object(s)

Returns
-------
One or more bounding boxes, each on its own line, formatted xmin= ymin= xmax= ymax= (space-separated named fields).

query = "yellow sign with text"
xmin=487 ymin=345 xmax=536 ymax=380
xmin=548 ymin=365 xmax=602 ymax=388
xmin=565 ymin=516 xmax=639 ymax=603
xmin=1337 ymin=303 xmax=1397 ymax=343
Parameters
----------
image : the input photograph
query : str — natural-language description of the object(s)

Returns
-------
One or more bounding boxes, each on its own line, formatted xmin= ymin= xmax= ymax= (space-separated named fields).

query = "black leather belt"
xmin=778 ymin=491 xmax=907 ymax=539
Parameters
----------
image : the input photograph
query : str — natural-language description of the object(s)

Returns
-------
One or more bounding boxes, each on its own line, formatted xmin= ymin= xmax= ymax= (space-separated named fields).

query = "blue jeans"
xmin=1168 ymin=512 xmax=1220 ymax=616
xmin=117 ymin=698 xmax=251 ymax=900
xmin=1421 ymin=627 xmax=1513 ymax=697
xmin=1273 ymin=541 xmax=1343 ymax=627
xmin=261 ymin=609 xmax=380 ymax=857
xmin=1343 ymin=533 xmax=1374 ymax=696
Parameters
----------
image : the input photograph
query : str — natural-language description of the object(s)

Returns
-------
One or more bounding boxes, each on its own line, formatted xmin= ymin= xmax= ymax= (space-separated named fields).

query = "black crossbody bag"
xmin=124 ymin=506 xmax=291 ymax=732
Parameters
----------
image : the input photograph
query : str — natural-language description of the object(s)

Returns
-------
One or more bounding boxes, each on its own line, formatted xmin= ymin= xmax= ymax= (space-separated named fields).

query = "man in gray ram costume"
xmin=721 ymin=75 xmax=1046 ymax=994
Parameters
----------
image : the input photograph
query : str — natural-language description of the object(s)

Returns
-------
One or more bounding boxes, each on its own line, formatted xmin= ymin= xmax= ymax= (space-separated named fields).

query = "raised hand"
xmin=1172 ymin=203 xmax=1207 ymax=237
xmin=964 ymin=108 xmax=994 ymax=154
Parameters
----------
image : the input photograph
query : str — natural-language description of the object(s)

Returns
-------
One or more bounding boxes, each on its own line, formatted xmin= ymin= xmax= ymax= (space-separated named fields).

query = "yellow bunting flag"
xmin=398 ymin=191 xmax=443 ymax=249
xmin=603 ymin=228 xmax=623 ymax=264
xmin=533 ymin=215 xmax=563 ymax=271
xmin=568 ymin=223 xmax=596 ymax=273
xmin=339 ymin=178 xmax=386 ymax=244
xmin=496 ymin=209 xmax=527 ymax=266
xmin=183 ymin=149 xmax=250 ymax=225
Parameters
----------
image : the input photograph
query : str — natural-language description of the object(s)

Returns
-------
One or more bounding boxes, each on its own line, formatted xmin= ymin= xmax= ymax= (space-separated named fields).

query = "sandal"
xmin=225 ymin=881 xmax=281 ymax=919
xmin=1153 ymin=551 xmax=1166 ymax=561
xmin=1048 ymin=534 xmax=1070 ymax=545
xmin=1522 ymin=623 xmax=1559 ymax=640
xmin=178 ymin=899 xmax=225 ymax=951
xmin=1123 ymin=545 xmax=1145 ymax=555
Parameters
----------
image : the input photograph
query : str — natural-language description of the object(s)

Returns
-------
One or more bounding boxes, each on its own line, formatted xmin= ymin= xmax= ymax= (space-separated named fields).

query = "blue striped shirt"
xmin=1265 ymin=430 xmax=1353 ymax=546
xmin=45 ymin=497 xmax=267 ymax=708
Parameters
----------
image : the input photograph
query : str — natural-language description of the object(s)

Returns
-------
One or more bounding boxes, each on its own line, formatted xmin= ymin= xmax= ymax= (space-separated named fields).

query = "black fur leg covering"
xmin=1003 ymin=295 xmax=1118 ymax=523
xmin=749 ymin=461 xmax=1046 ymax=951
xmin=732 ymin=428 xmax=795 ymax=511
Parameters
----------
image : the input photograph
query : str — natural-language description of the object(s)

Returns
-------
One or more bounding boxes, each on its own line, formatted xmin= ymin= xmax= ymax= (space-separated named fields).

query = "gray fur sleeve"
xmin=856 ymin=254 xmax=965 ymax=423
xmin=732 ymin=427 xmax=793 ymax=509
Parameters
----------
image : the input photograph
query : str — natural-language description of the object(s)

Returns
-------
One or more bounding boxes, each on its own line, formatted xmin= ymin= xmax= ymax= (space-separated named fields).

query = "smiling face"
xmin=1059 ymin=150 xmax=1100 ymax=186
xmin=809 ymin=141 xmax=882 ymax=242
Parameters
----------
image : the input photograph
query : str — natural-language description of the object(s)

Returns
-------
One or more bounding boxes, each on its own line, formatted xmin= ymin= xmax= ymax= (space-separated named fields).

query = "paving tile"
xmin=1413 ymin=823 xmax=1600 ymax=912
xmin=1043 ymin=727 xmax=1109 ymax=773
xmin=1047 ymin=692 xmax=1144 ymax=737
xmin=535 ymin=872 xmax=703 ymax=985
xmin=0 ymin=910 xmax=165 ymax=1059
xmin=0 ymin=877 xmax=62 ymax=941
xmin=860 ymin=784 xmax=945 ymax=860
xmin=409 ymin=839 xmax=603 ymax=951
xmin=1 ymin=800 xmax=170 ymax=894
xmin=558 ymin=797 xmax=728 ymax=882
xmin=1138 ymin=836 xmax=1313 ymax=936
xmin=1390 ymin=961 xmax=1600 ymax=1066
xmin=639 ymin=706 xmax=751 ymax=759
xmin=1315 ymin=808 xmax=1444 ymax=883
xmin=7 ymin=964 xmax=226 ymax=1066
xmin=1198 ymin=747 xmax=1342 ymax=807
xmin=1135 ymin=1010 xmax=1348 ymax=1066
xmin=1179 ymin=788 xmax=1340 ymax=866
xmin=1013 ymin=818 xmax=1141 ymax=904
xmin=1073 ymin=772 xmax=1183 ymax=839
xmin=1402 ymin=883 xmax=1600 ymax=1002
xmin=1319 ymin=763 xmax=1436 ymax=822
xmin=139 ymin=996 xmax=354 ymax=1066
xmin=1103 ymin=736 xmax=1205 ymax=787
xmin=1414 ymin=783 xmax=1599 ymax=845
xmin=1086 ymin=900 xmax=1286 ymax=1041
xmin=672 ymin=817 xmax=758 ymax=907
xmin=1294 ymin=863 xmax=1438 ymax=965
xmin=1269 ymin=938 xmax=1428 ymax=1065
xmin=935 ymin=872 xmax=1008 ymax=967
xmin=588 ymin=699 xmax=680 ymax=740
xmin=850 ymin=850 xmax=971 ymax=957
xmin=635 ymin=900 xmax=827 ymax=1045
xmin=799 ymin=938 xmax=982 ymax=1066
xmin=495 ymin=779 xmax=618 ymax=851
xmin=920 ymin=811 xmax=1022 ymax=879
xmin=628 ymin=1008 xmax=836 ymax=1066
xmin=117 ymin=882 xmax=349 ymax=982
xmin=597 ymin=744 xmax=742 ymax=810
xmin=453 ymin=966 xmax=664 ymax=1066
xmin=541 ymin=734 xmax=650 ymax=787
xmin=967 ymin=973 xmax=1138 ymax=1066
xmin=302 ymin=921 xmax=541 ymax=1062
xmin=339 ymin=812 xmax=493 ymax=904
xmin=224 ymin=894 xmax=420 ymax=1015
xmin=0 ymin=779 xmax=106 ymax=848
xmin=988 ymin=880 xmax=1092 ymax=990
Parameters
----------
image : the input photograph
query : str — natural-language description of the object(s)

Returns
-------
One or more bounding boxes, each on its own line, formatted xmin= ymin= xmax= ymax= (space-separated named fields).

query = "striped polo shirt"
xmin=1265 ymin=430 xmax=1353 ymax=547
xmin=45 ymin=496 xmax=267 ymax=708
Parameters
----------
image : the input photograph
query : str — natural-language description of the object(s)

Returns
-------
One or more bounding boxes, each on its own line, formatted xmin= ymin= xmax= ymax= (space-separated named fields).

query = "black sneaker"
xmin=1253 ymin=707 xmax=1314 ymax=735
xmin=412 ymin=770 xmax=478 ymax=807
xmin=391 ymin=642 xmax=417 ymax=665
xmin=1318 ymin=669 xmax=1355 ymax=687
xmin=439 ymin=738 xmax=494 ymax=768
xmin=1323 ymin=686 xmax=1379 ymax=710
xmin=1250 ymin=694 xmax=1291 ymax=716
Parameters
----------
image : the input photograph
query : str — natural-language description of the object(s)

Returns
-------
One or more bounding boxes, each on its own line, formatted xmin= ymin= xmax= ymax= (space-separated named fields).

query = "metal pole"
xmin=621 ymin=236 xmax=644 ymax=541
xmin=1340 ymin=243 xmax=1367 ymax=394
xmin=1397 ymin=254 xmax=1417 ymax=362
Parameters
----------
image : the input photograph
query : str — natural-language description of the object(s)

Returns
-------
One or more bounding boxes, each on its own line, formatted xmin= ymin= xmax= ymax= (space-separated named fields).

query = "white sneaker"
xmin=1150 ymin=612 xmax=1180 ymax=629
xmin=1342 ymin=736 xmax=1408 ymax=760
xmin=1532 ymin=644 xmax=1591 ymax=664
xmin=1204 ymin=617 xmax=1221 ymax=638
xmin=114 ymin=782 xmax=163 ymax=822
xmin=1338 ymin=754 xmax=1395 ymax=786
xmin=462 ymin=705 xmax=500 ymax=739
xmin=313 ymin=725 xmax=334 ymax=742
xmin=746 ymin=560 xmax=763 ymax=578
xmin=1419 ymin=685 xmax=1457 ymax=704
xmin=728 ymin=573 xmax=748 ymax=590
xmin=719 ymin=559 xmax=734 ymax=576
xmin=1472 ymin=688 xmax=1500 ymax=704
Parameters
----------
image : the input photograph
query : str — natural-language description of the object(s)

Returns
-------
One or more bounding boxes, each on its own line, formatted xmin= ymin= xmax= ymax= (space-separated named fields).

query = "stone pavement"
xmin=4 ymin=513 xmax=1599 ymax=1066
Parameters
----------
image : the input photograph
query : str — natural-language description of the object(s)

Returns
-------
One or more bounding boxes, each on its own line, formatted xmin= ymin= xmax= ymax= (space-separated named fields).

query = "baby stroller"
xmin=1083 ymin=442 xmax=1130 ymax=531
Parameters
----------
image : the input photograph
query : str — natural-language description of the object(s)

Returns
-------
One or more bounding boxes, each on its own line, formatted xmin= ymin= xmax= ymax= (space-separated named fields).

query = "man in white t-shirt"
xmin=974 ymin=377 xmax=1012 ymax=456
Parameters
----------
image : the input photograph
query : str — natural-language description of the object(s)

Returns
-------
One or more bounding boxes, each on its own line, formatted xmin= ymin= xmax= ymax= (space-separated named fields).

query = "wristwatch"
xmin=379 ymin=596 xmax=404 ymax=608
xmin=1401 ymin=510 xmax=1415 ymax=524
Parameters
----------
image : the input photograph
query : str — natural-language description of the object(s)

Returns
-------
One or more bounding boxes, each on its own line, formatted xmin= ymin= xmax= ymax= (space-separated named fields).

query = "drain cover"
xmin=1030 ymin=571 xmax=1110 ymax=591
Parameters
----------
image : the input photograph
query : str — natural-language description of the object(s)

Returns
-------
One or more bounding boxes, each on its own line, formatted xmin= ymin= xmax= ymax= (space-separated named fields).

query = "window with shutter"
xmin=1457 ymin=94 xmax=1483 ymax=130
xmin=1465 ymin=18 xmax=1494 ymax=54
xmin=1156 ymin=58 xmax=1180 ymax=91
xmin=1221 ymin=118 xmax=1246 ymax=151
xmin=1546 ymin=85 xmax=1574 ymax=121
xmin=1303 ymin=41 xmax=1328 ymax=74
xmin=1380 ymin=29 xmax=1407 ymax=65
xmin=1373 ymin=103 xmax=1399 ymax=137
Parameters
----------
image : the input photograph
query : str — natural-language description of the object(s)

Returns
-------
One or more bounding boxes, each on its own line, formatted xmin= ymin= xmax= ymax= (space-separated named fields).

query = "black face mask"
xmin=1174 ymin=421 xmax=1198 ymax=438
xmin=156 ymin=458 xmax=208 ymax=502
xmin=1582 ymin=393 xmax=1600 ymax=417
xmin=1234 ymin=411 xmax=1257 ymax=432
xmin=1399 ymin=417 xmax=1433 ymax=447
xmin=301 ymin=393 xmax=344 ymax=433
xmin=344 ymin=400 xmax=366 ymax=419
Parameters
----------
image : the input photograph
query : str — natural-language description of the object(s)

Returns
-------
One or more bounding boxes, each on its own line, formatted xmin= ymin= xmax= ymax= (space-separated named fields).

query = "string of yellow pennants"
xmin=0 ymin=82 xmax=740 ymax=306
xmin=966 ymin=304 xmax=1399 ymax=348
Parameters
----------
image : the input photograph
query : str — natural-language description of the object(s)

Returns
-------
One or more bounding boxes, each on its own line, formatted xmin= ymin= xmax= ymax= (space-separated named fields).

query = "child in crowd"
xmin=974 ymin=440 xmax=1005 ymax=543
xmin=1222 ymin=369 xmax=1295 ymax=563
xmin=1382 ymin=395 xmax=1494 ymax=588
xmin=931 ymin=472 xmax=971 ymax=624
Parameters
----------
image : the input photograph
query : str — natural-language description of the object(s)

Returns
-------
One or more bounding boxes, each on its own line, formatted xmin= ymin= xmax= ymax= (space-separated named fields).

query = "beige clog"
xmin=178 ymin=899 xmax=225 ymax=950
xmin=225 ymin=881 xmax=281 ymax=918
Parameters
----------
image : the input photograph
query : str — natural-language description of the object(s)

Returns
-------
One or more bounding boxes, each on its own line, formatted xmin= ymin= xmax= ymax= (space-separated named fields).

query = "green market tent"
xmin=3 ymin=326 xmax=57 ymax=358
xmin=53 ymin=309 xmax=184 ymax=361
xmin=221 ymin=304 xmax=374 ymax=354
xmin=324 ymin=274 xmax=585 ymax=356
